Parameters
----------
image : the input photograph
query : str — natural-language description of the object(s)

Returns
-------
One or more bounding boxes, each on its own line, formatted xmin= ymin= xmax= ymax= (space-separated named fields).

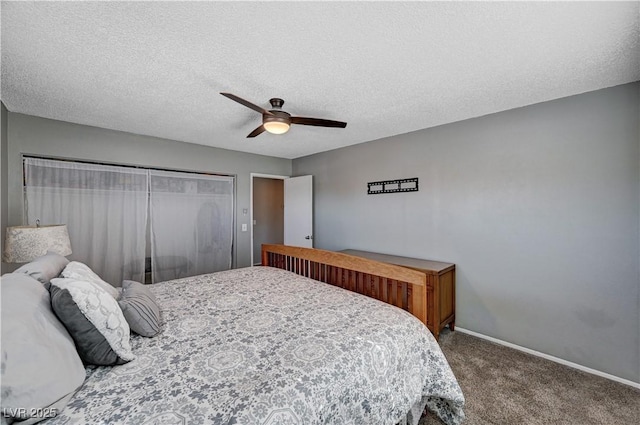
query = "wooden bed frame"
xmin=261 ymin=244 xmax=428 ymax=326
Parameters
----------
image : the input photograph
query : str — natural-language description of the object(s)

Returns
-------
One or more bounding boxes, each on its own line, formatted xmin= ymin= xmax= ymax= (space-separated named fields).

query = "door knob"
xmin=305 ymin=235 xmax=313 ymax=240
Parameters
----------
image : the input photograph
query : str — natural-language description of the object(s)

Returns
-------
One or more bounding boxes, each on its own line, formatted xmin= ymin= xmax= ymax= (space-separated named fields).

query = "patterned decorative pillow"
xmin=50 ymin=278 xmax=135 ymax=365
xmin=14 ymin=251 xmax=69 ymax=285
xmin=118 ymin=280 xmax=161 ymax=337
xmin=61 ymin=261 xmax=120 ymax=298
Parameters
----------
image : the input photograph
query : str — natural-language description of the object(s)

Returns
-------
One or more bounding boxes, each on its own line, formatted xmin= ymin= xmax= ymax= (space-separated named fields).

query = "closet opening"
xmin=22 ymin=155 xmax=235 ymax=285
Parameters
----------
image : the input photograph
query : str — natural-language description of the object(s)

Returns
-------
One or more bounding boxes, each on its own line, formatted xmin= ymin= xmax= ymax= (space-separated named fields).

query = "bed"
xmin=1 ymin=245 xmax=464 ymax=425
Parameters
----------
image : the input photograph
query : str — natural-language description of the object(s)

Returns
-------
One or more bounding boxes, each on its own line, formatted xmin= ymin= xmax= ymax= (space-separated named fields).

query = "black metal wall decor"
xmin=367 ymin=177 xmax=419 ymax=195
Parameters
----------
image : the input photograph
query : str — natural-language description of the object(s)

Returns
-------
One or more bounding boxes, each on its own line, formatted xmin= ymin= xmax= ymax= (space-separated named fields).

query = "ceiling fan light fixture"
xmin=220 ymin=93 xmax=347 ymax=138
xmin=263 ymin=120 xmax=290 ymax=135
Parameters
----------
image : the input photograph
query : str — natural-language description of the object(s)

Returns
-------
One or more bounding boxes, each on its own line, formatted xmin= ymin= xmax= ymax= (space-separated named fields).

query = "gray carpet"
xmin=419 ymin=329 xmax=639 ymax=425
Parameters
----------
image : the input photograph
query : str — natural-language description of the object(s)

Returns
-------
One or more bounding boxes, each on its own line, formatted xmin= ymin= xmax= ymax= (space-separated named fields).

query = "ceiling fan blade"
xmin=247 ymin=125 xmax=266 ymax=138
xmin=291 ymin=116 xmax=347 ymax=128
xmin=220 ymin=92 xmax=274 ymax=116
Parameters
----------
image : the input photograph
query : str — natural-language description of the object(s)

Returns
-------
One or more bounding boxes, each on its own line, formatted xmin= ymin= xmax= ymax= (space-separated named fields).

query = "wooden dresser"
xmin=340 ymin=250 xmax=455 ymax=340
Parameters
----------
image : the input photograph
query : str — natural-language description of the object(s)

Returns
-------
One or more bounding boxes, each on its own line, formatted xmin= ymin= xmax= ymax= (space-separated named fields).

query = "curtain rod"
xmin=22 ymin=154 xmax=236 ymax=179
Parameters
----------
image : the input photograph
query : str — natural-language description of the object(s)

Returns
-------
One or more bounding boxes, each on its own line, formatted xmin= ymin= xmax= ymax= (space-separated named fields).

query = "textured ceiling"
xmin=2 ymin=1 xmax=639 ymax=159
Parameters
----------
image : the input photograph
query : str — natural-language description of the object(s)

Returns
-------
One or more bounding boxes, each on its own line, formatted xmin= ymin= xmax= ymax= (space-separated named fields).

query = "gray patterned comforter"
xmin=47 ymin=267 xmax=465 ymax=425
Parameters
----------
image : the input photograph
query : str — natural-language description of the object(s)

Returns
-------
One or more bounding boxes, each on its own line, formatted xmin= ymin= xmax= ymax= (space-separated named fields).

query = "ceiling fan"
xmin=220 ymin=92 xmax=347 ymax=138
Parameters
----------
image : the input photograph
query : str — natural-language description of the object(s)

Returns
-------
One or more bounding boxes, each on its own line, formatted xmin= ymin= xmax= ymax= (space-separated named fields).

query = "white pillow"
xmin=50 ymin=278 xmax=135 ymax=364
xmin=61 ymin=261 xmax=120 ymax=299
xmin=14 ymin=251 xmax=69 ymax=285
xmin=1 ymin=273 xmax=85 ymax=422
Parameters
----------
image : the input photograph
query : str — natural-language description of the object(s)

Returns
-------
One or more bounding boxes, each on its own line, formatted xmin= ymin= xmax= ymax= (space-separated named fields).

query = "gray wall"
xmin=1 ymin=103 xmax=8 ymax=274
xmin=252 ymin=177 xmax=284 ymax=264
xmin=4 ymin=113 xmax=292 ymax=270
xmin=293 ymin=82 xmax=640 ymax=383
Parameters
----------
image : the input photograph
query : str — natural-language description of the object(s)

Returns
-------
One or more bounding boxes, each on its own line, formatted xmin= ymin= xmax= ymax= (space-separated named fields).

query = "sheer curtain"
xmin=149 ymin=170 xmax=234 ymax=283
xmin=24 ymin=157 xmax=149 ymax=285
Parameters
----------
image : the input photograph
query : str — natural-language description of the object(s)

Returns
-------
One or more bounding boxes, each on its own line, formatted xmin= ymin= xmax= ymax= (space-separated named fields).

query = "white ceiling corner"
xmin=1 ymin=1 xmax=638 ymax=159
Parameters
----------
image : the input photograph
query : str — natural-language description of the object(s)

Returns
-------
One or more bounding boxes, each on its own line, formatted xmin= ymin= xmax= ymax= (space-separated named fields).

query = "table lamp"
xmin=2 ymin=220 xmax=72 ymax=263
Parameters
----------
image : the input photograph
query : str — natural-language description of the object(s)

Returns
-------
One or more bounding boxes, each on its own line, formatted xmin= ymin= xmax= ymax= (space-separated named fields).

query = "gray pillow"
xmin=49 ymin=278 xmax=135 ymax=366
xmin=0 ymin=273 xmax=85 ymax=423
xmin=118 ymin=280 xmax=161 ymax=337
xmin=14 ymin=251 xmax=69 ymax=285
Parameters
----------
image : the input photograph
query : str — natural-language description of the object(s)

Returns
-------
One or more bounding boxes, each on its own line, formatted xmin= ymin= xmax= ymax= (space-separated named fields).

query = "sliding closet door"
xmin=24 ymin=157 xmax=149 ymax=285
xmin=149 ymin=170 xmax=234 ymax=283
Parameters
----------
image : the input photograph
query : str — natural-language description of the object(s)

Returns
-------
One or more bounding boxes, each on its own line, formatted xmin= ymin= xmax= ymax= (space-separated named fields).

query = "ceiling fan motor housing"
xmin=264 ymin=109 xmax=291 ymax=126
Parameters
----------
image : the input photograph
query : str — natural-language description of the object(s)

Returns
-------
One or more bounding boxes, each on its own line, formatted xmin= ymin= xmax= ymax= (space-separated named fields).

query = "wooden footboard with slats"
xmin=261 ymin=244 xmax=428 ymax=327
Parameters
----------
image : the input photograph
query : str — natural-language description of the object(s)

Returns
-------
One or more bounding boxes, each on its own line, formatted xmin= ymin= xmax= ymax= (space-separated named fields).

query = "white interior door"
xmin=284 ymin=175 xmax=313 ymax=248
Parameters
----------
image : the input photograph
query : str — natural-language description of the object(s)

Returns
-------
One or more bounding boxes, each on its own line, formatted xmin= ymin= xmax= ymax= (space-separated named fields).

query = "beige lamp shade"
xmin=2 ymin=223 xmax=72 ymax=263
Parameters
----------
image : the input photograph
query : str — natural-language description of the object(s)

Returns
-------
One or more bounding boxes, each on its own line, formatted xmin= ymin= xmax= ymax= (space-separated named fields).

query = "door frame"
xmin=250 ymin=173 xmax=289 ymax=266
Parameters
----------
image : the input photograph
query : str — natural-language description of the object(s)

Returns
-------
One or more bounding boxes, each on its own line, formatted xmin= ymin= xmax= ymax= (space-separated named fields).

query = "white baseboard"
xmin=455 ymin=327 xmax=640 ymax=389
